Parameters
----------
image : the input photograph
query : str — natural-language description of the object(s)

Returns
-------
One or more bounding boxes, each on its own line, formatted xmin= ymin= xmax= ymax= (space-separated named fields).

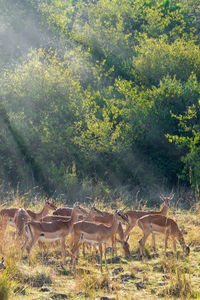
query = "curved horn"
xmin=136 ymin=190 xmax=140 ymax=203
xmin=119 ymin=205 xmax=129 ymax=213
xmin=119 ymin=207 xmax=125 ymax=213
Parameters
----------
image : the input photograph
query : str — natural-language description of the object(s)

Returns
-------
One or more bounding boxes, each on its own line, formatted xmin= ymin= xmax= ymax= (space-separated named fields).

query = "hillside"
xmin=0 ymin=1 xmax=200 ymax=199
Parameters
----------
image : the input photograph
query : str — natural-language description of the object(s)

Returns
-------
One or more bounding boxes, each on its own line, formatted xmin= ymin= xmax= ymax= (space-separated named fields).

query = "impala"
xmin=70 ymin=210 xmax=129 ymax=273
xmin=124 ymin=193 xmax=174 ymax=250
xmin=41 ymin=215 xmax=71 ymax=222
xmin=42 ymin=206 xmax=103 ymax=225
xmin=41 ymin=205 xmax=105 ymax=253
xmin=25 ymin=200 xmax=57 ymax=221
xmin=14 ymin=200 xmax=57 ymax=236
xmin=92 ymin=210 xmax=130 ymax=256
xmin=53 ymin=206 xmax=87 ymax=217
xmin=137 ymin=214 xmax=191 ymax=258
xmin=0 ymin=208 xmax=19 ymax=231
xmin=21 ymin=204 xmax=90 ymax=265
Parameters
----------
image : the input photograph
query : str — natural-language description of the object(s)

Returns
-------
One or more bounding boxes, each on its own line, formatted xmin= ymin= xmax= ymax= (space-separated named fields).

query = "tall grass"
xmin=0 ymin=271 xmax=16 ymax=300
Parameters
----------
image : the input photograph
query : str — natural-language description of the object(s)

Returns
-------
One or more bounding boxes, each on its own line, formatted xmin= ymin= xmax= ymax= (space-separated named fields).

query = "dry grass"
xmin=0 ymin=199 xmax=200 ymax=299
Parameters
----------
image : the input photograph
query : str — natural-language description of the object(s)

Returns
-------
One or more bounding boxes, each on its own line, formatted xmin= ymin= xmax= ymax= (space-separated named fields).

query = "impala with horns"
xmin=138 ymin=214 xmax=191 ymax=258
xmin=124 ymin=193 xmax=174 ymax=250
xmin=70 ymin=210 xmax=129 ymax=273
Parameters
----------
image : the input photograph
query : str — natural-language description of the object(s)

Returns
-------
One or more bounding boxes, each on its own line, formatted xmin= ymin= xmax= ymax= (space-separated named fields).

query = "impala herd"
xmin=0 ymin=193 xmax=191 ymax=273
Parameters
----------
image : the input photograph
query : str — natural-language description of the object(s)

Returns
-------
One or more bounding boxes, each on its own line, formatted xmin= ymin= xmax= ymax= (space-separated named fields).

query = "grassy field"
xmin=0 ymin=200 xmax=200 ymax=300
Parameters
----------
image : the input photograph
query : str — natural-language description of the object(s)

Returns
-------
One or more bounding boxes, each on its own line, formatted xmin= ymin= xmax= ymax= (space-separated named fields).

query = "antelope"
xmin=41 ymin=206 xmax=105 ymax=254
xmin=53 ymin=206 xmax=87 ymax=217
xmin=124 ymin=193 xmax=174 ymax=250
xmin=0 ymin=208 xmax=19 ymax=231
xmin=61 ymin=207 xmax=130 ymax=257
xmin=52 ymin=205 xmax=128 ymax=255
xmin=41 ymin=215 xmax=71 ymax=222
xmin=42 ymin=206 xmax=104 ymax=227
xmin=70 ymin=210 xmax=129 ymax=273
xmin=92 ymin=210 xmax=130 ymax=256
xmin=21 ymin=204 xmax=87 ymax=265
xmin=138 ymin=214 xmax=191 ymax=258
xmin=37 ymin=205 xmax=104 ymax=261
xmin=14 ymin=200 xmax=57 ymax=236
xmin=25 ymin=200 xmax=57 ymax=221
xmin=14 ymin=209 xmax=31 ymax=237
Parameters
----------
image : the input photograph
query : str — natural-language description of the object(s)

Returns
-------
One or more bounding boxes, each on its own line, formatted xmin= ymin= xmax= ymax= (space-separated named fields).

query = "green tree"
xmin=167 ymin=100 xmax=200 ymax=197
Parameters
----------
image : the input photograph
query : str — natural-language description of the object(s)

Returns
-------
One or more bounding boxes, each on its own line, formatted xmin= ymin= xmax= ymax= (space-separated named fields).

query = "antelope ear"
xmin=169 ymin=193 xmax=175 ymax=200
xmin=188 ymin=242 xmax=192 ymax=247
xmin=1 ymin=257 xmax=4 ymax=263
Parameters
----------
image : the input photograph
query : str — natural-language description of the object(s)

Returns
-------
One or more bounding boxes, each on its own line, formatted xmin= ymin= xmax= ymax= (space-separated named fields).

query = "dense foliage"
xmin=0 ymin=0 xmax=200 ymax=202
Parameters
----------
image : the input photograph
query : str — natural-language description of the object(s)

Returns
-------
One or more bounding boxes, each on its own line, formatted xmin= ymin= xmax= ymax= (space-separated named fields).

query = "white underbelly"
xmin=82 ymin=237 xmax=99 ymax=244
xmin=81 ymin=232 xmax=108 ymax=244
xmin=39 ymin=236 xmax=61 ymax=242
xmin=152 ymin=231 xmax=162 ymax=235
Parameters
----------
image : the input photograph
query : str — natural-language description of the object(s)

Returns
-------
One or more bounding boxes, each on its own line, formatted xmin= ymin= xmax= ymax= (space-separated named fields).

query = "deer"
xmin=124 ymin=193 xmax=174 ymax=251
xmin=14 ymin=200 xmax=57 ymax=237
xmin=21 ymin=204 xmax=102 ymax=265
xmin=137 ymin=214 xmax=191 ymax=258
xmin=70 ymin=210 xmax=129 ymax=273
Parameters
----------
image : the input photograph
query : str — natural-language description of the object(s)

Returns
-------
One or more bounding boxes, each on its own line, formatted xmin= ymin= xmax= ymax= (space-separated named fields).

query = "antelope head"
xmin=116 ymin=239 xmax=130 ymax=256
xmin=89 ymin=205 xmax=104 ymax=217
xmin=115 ymin=210 xmax=129 ymax=224
xmin=73 ymin=203 xmax=88 ymax=216
xmin=45 ymin=200 xmax=57 ymax=211
xmin=160 ymin=193 xmax=174 ymax=207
